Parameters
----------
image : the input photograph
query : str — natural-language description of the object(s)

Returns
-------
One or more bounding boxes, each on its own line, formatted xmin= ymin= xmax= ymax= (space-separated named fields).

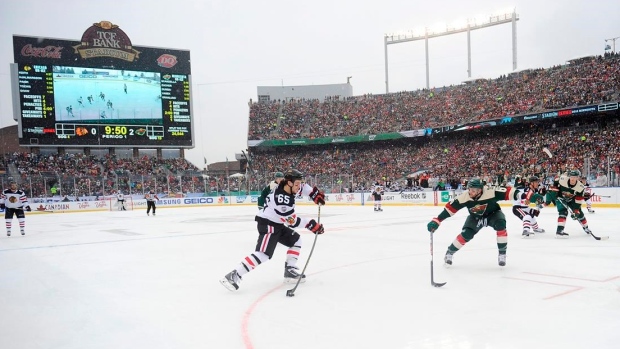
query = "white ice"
xmin=1 ymin=205 xmax=618 ymax=349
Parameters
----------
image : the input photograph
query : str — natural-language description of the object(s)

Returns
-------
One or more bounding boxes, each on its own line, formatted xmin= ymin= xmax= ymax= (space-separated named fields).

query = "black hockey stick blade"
xmin=588 ymin=232 xmax=609 ymax=241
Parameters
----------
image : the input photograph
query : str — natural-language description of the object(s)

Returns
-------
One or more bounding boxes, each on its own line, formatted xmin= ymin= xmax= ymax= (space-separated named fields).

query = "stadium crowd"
xmin=1 ymin=153 xmax=204 ymax=199
xmin=249 ymin=115 xmax=620 ymax=192
xmin=249 ymin=54 xmax=620 ymax=140
xmin=2 ymin=54 xmax=620 ymax=197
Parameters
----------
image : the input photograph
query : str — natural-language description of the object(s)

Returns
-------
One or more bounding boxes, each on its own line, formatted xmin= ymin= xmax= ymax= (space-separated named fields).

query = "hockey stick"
xmin=286 ymin=204 xmax=321 ymax=297
xmin=556 ymin=198 xmax=608 ymax=241
xmin=430 ymin=231 xmax=446 ymax=287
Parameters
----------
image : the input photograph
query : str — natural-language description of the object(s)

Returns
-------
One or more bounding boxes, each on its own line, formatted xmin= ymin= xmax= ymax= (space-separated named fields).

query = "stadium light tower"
xmin=605 ymin=36 xmax=620 ymax=53
xmin=384 ymin=9 xmax=519 ymax=93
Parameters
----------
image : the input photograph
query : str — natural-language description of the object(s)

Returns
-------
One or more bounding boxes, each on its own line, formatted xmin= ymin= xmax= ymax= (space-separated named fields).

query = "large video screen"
xmin=53 ymin=66 xmax=163 ymax=124
xmin=12 ymin=33 xmax=193 ymax=147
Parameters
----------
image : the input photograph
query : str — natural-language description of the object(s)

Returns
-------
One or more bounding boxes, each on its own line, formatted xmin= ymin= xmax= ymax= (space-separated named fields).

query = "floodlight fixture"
xmin=383 ymin=9 xmax=519 ymax=92
xmin=605 ymin=36 xmax=620 ymax=53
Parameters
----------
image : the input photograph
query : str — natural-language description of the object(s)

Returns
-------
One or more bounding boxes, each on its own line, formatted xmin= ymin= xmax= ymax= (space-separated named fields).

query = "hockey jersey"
xmin=1 ymin=189 xmax=30 ymax=209
xmin=257 ymin=183 xmax=315 ymax=228
xmin=512 ymin=187 xmax=544 ymax=207
xmin=145 ymin=193 xmax=159 ymax=202
xmin=546 ymin=174 xmax=585 ymax=205
xmin=437 ymin=187 xmax=514 ymax=220
xmin=257 ymin=180 xmax=279 ymax=208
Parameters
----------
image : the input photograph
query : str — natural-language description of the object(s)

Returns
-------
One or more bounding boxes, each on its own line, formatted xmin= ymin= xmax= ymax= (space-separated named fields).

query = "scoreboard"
xmin=12 ymin=28 xmax=194 ymax=148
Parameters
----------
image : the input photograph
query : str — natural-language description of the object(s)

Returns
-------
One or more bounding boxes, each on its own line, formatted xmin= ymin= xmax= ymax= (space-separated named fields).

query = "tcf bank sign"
xmin=72 ymin=21 xmax=141 ymax=61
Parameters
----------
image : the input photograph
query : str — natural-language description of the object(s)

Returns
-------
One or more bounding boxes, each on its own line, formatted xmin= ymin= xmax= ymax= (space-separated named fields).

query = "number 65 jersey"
xmin=257 ymin=183 xmax=315 ymax=229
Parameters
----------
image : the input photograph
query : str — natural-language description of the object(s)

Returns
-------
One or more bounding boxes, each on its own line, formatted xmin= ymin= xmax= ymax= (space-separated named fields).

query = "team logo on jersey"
xmin=280 ymin=214 xmax=297 ymax=226
xmin=8 ymin=196 xmax=18 ymax=203
xmin=469 ymin=203 xmax=488 ymax=215
xmin=72 ymin=21 xmax=140 ymax=62
xmin=561 ymin=192 xmax=575 ymax=199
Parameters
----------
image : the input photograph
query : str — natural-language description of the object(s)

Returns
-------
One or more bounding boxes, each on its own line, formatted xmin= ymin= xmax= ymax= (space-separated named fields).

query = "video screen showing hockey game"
xmin=52 ymin=66 xmax=163 ymax=125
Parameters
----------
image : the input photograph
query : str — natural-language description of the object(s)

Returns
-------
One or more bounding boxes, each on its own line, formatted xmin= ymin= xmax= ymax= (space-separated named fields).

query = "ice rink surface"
xmin=1 ymin=204 xmax=618 ymax=349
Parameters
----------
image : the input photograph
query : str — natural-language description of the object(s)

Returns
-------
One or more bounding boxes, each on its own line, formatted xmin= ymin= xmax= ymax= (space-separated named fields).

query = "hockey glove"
xmin=306 ymin=219 xmax=324 ymax=234
xmin=583 ymin=192 xmax=592 ymax=201
xmin=427 ymin=217 xmax=441 ymax=233
xmin=309 ymin=186 xmax=326 ymax=205
xmin=25 ymin=206 xmax=31 ymax=212
xmin=530 ymin=208 xmax=540 ymax=217
xmin=0 ymin=203 xmax=5 ymax=210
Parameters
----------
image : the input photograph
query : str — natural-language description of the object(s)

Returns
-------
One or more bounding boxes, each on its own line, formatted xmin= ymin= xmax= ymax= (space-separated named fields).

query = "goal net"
xmin=108 ymin=196 xmax=134 ymax=211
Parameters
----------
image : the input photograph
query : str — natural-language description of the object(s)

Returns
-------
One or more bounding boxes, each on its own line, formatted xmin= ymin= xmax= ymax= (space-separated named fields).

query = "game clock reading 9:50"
xmin=104 ymin=125 xmax=133 ymax=136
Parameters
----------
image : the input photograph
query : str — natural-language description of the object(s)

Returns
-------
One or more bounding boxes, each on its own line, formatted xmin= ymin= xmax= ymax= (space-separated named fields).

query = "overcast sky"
xmin=1 ymin=0 xmax=619 ymax=167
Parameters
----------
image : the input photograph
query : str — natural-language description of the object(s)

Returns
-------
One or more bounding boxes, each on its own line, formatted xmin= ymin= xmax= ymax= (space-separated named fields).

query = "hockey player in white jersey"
xmin=220 ymin=169 xmax=326 ymax=291
xmin=0 ymin=181 xmax=31 ymax=236
xmin=511 ymin=176 xmax=546 ymax=238
xmin=371 ymin=185 xmax=384 ymax=211
xmin=581 ymin=176 xmax=595 ymax=213
xmin=116 ymin=191 xmax=126 ymax=211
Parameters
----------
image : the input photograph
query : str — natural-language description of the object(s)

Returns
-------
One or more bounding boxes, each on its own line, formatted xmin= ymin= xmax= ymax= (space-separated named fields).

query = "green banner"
xmin=250 ymin=132 xmax=405 ymax=147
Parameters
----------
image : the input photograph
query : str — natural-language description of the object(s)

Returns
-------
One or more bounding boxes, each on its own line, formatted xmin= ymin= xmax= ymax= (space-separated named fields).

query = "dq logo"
xmin=157 ymin=54 xmax=178 ymax=68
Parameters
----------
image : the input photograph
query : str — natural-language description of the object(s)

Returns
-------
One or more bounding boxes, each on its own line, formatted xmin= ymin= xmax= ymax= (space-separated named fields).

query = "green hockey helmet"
xmin=467 ymin=177 xmax=484 ymax=189
xmin=568 ymin=169 xmax=581 ymax=177
xmin=284 ymin=169 xmax=304 ymax=182
xmin=274 ymin=171 xmax=284 ymax=179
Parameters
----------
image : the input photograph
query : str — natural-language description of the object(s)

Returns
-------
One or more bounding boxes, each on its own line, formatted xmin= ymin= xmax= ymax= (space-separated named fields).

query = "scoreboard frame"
xmin=11 ymin=22 xmax=194 ymax=148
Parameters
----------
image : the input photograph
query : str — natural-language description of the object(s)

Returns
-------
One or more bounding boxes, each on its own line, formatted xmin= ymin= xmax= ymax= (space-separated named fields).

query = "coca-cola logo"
xmin=21 ymin=44 xmax=63 ymax=59
xmin=157 ymin=54 xmax=178 ymax=68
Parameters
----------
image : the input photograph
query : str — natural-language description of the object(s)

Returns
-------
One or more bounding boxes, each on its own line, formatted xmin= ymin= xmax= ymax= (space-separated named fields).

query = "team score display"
xmin=171 ymin=131 xmax=185 ymax=136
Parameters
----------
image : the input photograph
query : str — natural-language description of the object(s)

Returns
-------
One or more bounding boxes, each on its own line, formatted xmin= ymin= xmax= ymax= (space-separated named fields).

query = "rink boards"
xmin=22 ymin=187 xmax=620 ymax=214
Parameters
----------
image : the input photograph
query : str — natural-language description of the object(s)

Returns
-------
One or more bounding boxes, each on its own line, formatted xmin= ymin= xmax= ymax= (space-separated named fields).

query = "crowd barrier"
xmin=22 ymin=187 xmax=620 ymax=214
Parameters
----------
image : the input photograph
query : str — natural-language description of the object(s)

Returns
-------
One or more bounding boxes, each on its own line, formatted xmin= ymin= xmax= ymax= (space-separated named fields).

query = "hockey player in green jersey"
xmin=544 ymin=169 xmax=594 ymax=238
xmin=257 ymin=172 xmax=285 ymax=210
xmin=426 ymin=177 xmax=515 ymax=267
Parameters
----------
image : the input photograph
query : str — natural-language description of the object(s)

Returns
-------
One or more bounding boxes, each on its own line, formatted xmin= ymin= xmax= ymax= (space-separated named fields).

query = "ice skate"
xmin=444 ymin=251 xmax=454 ymax=266
xmin=583 ymin=227 xmax=593 ymax=235
xmin=378 ymin=208 xmax=383 ymax=212
xmin=498 ymin=254 xmax=507 ymax=267
xmin=587 ymin=208 xmax=595 ymax=214
xmin=220 ymin=270 xmax=242 ymax=291
xmin=6 ymin=230 xmax=11 ymax=237
xmin=284 ymin=262 xmax=306 ymax=283
xmin=522 ymin=229 xmax=532 ymax=238
xmin=20 ymin=230 xmax=25 ymax=236
xmin=555 ymin=230 xmax=569 ymax=239
xmin=533 ymin=228 xmax=545 ymax=233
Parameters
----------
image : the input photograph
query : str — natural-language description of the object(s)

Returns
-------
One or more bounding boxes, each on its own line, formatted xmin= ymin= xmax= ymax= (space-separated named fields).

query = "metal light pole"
xmin=384 ymin=9 xmax=519 ymax=92
xmin=605 ymin=37 xmax=620 ymax=53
